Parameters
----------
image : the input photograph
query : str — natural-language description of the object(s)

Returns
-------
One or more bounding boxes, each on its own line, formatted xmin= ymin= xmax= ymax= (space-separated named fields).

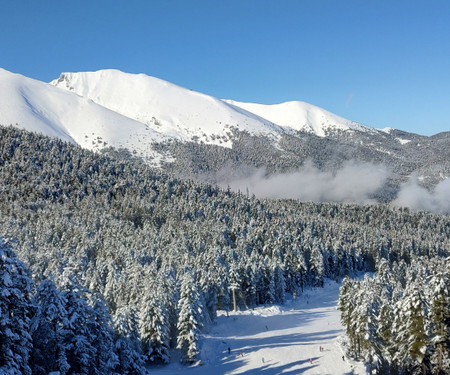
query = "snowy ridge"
xmin=51 ymin=69 xmax=284 ymax=147
xmin=224 ymin=99 xmax=375 ymax=137
xmin=0 ymin=68 xmax=166 ymax=161
xmin=1 ymin=67 xmax=383 ymax=165
xmin=51 ymin=69 xmax=373 ymax=140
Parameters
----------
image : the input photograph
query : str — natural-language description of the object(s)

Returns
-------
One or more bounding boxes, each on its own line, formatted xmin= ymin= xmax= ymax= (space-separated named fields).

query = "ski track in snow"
xmin=151 ymin=281 xmax=365 ymax=374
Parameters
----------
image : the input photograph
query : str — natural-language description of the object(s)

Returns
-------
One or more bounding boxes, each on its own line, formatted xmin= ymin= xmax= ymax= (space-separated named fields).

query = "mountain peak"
xmin=2 ymin=67 xmax=380 ymax=165
xmin=51 ymin=69 xmax=284 ymax=146
xmin=224 ymin=99 xmax=374 ymax=137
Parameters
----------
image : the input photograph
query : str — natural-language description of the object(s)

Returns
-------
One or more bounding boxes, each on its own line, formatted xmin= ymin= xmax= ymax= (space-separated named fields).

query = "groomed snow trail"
xmin=151 ymin=281 xmax=365 ymax=374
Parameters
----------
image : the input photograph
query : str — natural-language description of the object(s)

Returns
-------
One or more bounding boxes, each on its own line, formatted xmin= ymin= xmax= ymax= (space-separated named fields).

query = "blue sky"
xmin=2 ymin=0 xmax=449 ymax=135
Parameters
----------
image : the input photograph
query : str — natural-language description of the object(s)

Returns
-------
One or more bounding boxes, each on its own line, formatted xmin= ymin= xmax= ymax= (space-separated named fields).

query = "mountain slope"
xmin=50 ymin=69 xmax=284 ymax=147
xmin=224 ymin=99 xmax=375 ymax=137
xmin=0 ymin=68 xmax=165 ymax=161
xmin=1 ymin=67 xmax=448 ymax=199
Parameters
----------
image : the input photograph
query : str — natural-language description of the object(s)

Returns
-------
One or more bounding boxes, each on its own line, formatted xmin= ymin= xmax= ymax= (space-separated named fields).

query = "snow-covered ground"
xmin=224 ymin=99 xmax=374 ymax=137
xmin=151 ymin=281 xmax=365 ymax=374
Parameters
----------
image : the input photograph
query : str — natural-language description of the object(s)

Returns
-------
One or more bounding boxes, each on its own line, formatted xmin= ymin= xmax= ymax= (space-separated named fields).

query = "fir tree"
xmin=0 ymin=239 xmax=33 ymax=375
xmin=176 ymin=272 xmax=203 ymax=363
xmin=429 ymin=271 xmax=450 ymax=374
xmin=139 ymin=282 xmax=170 ymax=364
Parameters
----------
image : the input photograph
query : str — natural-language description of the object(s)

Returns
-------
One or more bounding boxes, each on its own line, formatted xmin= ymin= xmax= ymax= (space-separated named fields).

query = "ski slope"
xmin=151 ymin=281 xmax=365 ymax=375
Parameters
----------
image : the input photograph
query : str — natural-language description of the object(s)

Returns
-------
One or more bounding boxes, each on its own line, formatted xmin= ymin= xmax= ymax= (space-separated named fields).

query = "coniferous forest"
xmin=1 ymin=125 xmax=449 ymax=374
xmin=339 ymin=257 xmax=450 ymax=374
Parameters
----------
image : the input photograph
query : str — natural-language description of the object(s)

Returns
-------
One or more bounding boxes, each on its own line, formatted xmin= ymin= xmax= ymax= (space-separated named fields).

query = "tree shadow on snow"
xmin=223 ymin=357 xmax=321 ymax=375
xmin=214 ymin=309 xmax=332 ymax=337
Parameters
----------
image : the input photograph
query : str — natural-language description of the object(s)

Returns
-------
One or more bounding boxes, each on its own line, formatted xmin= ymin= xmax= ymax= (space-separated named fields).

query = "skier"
xmin=240 ymin=351 xmax=243 ymax=357
xmin=228 ymin=347 xmax=231 ymax=354
xmin=342 ymin=355 xmax=345 ymax=361
xmin=309 ymin=358 xmax=313 ymax=364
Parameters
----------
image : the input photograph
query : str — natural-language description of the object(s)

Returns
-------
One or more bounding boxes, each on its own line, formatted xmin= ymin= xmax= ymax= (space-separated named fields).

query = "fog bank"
xmin=392 ymin=176 xmax=450 ymax=214
xmin=219 ymin=161 xmax=389 ymax=204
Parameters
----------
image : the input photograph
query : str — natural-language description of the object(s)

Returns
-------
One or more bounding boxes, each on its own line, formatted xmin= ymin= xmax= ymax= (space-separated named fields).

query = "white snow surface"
xmin=0 ymin=68 xmax=166 ymax=161
xmin=396 ymin=137 xmax=411 ymax=145
xmin=51 ymin=69 xmax=284 ymax=147
xmin=51 ymin=69 xmax=373 ymax=140
xmin=224 ymin=99 xmax=375 ymax=137
xmin=151 ymin=281 xmax=365 ymax=375
xmin=378 ymin=127 xmax=394 ymax=134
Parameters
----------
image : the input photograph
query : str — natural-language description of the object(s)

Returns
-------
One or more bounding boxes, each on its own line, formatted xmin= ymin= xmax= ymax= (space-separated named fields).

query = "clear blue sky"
xmin=2 ymin=0 xmax=450 ymax=135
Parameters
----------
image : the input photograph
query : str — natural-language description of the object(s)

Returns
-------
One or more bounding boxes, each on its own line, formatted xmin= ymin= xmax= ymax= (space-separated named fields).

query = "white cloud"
xmin=218 ymin=160 xmax=389 ymax=204
xmin=392 ymin=176 xmax=450 ymax=214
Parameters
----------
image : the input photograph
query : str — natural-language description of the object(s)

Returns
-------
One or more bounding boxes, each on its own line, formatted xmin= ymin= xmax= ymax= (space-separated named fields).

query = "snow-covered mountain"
xmin=50 ymin=69 xmax=378 ymax=140
xmin=1 ymin=67 xmax=449 ymax=193
xmin=0 ymin=68 xmax=166 ymax=161
xmin=0 ymin=67 xmax=379 ymax=153
xmin=50 ymin=69 xmax=284 ymax=147
xmin=224 ymin=99 xmax=376 ymax=137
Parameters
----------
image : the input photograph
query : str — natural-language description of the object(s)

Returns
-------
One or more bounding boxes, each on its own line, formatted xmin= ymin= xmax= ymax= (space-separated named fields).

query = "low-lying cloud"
xmin=218 ymin=161 xmax=389 ymax=204
xmin=216 ymin=161 xmax=450 ymax=215
xmin=392 ymin=176 xmax=450 ymax=214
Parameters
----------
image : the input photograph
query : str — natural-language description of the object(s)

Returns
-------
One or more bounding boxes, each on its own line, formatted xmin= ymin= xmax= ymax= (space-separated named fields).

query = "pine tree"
xmin=394 ymin=279 xmax=429 ymax=374
xmin=272 ymin=261 xmax=285 ymax=304
xmin=113 ymin=306 xmax=147 ymax=374
xmin=85 ymin=297 xmax=119 ymax=374
xmin=139 ymin=281 xmax=170 ymax=364
xmin=0 ymin=239 xmax=33 ymax=375
xmin=176 ymin=272 xmax=203 ymax=363
xmin=30 ymin=278 xmax=70 ymax=375
xmin=309 ymin=243 xmax=324 ymax=287
xmin=429 ymin=270 xmax=450 ymax=374
xmin=228 ymin=261 xmax=241 ymax=312
xmin=338 ymin=277 xmax=357 ymax=355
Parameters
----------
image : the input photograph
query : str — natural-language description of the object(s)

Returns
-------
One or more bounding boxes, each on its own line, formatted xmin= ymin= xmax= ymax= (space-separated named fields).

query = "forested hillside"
xmin=339 ymin=257 xmax=450 ymax=374
xmin=1 ymin=125 xmax=449 ymax=373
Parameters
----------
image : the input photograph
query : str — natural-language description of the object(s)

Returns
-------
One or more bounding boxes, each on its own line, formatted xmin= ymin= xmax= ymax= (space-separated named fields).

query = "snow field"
xmin=151 ymin=281 xmax=365 ymax=374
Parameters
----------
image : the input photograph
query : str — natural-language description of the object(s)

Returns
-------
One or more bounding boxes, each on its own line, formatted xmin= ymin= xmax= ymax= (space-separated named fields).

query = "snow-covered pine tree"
xmin=228 ymin=260 xmax=241 ymax=312
xmin=338 ymin=276 xmax=357 ymax=356
xmin=309 ymin=242 xmax=324 ymax=287
xmin=138 ymin=280 xmax=170 ymax=364
xmin=429 ymin=269 xmax=450 ymax=374
xmin=85 ymin=297 xmax=119 ymax=374
xmin=30 ymin=278 xmax=70 ymax=375
xmin=355 ymin=276 xmax=381 ymax=369
xmin=55 ymin=270 xmax=98 ymax=375
xmin=376 ymin=302 xmax=396 ymax=373
xmin=272 ymin=260 xmax=285 ymax=304
xmin=394 ymin=278 xmax=429 ymax=374
xmin=113 ymin=306 xmax=147 ymax=374
xmin=0 ymin=239 xmax=33 ymax=375
xmin=176 ymin=272 xmax=203 ymax=363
